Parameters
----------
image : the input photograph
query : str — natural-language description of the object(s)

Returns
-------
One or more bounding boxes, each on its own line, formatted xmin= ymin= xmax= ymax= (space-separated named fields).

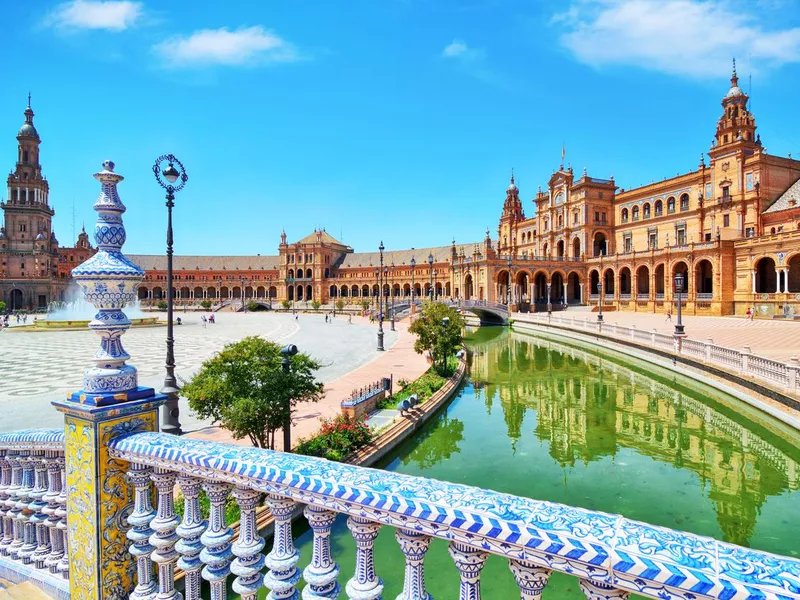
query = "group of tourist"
xmin=200 ymin=314 xmax=216 ymax=328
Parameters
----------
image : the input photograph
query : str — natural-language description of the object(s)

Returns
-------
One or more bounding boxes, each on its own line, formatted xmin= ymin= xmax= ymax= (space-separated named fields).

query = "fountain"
xmin=34 ymin=298 xmax=159 ymax=329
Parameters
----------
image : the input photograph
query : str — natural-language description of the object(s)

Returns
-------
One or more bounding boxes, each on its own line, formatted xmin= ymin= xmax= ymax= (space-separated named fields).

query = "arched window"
xmin=573 ymin=210 xmax=579 ymax=225
xmin=544 ymin=218 xmax=549 ymax=230
xmin=621 ymin=208 xmax=629 ymax=223
xmin=632 ymin=206 xmax=640 ymax=221
xmin=558 ymin=214 xmax=563 ymax=228
xmin=555 ymin=192 xmax=564 ymax=205
xmin=655 ymin=200 xmax=663 ymax=216
xmin=643 ymin=203 xmax=651 ymax=219
xmin=680 ymin=194 xmax=690 ymax=211
xmin=667 ymin=197 xmax=676 ymax=214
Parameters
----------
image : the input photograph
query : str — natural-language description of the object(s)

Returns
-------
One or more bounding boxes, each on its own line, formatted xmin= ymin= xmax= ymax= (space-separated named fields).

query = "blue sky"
xmin=1 ymin=0 xmax=799 ymax=255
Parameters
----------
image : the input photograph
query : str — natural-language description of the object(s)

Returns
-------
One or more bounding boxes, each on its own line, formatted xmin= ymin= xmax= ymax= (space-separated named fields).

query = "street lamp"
xmin=428 ymin=253 xmax=434 ymax=301
xmin=332 ymin=274 xmax=336 ymax=317
xmin=240 ymin=276 xmax=247 ymax=313
xmin=596 ymin=279 xmax=604 ymax=322
xmin=153 ymin=153 xmax=188 ymax=436
xmin=674 ymin=272 xmax=686 ymax=336
xmin=389 ymin=262 xmax=395 ymax=331
xmin=410 ymin=257 xmax=416 ymax=309
xmin=280 ymin=344 xmax=298 ymax=451
xmin=507 ymin=255 xmax=513 ymax=306
xmin=377 ymin=242 xmax=385 ymax=351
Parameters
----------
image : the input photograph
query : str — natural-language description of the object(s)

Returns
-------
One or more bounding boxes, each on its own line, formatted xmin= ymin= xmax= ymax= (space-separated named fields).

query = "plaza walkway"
xmin=517 ymin=309 xmax=800 ymax=362
xmin=187 ymin=316 xmax=430 ymax=449
xmin=0 ymin=312 xmax=399 ymax=432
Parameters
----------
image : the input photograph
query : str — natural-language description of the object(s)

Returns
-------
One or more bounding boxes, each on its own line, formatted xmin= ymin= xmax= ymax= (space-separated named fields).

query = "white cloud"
xmin=46 ymin=0 xmax=143 ymax=31
xmin=554 ymin=0 xmax=800 ymax=77
xmin=442 ymin=39 xmax=482 ymax=60
xmin=153 ymin=26 xmax=300 ymax=67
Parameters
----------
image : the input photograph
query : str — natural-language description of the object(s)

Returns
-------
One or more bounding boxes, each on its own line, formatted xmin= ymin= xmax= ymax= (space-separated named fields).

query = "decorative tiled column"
xmin=52 ymin=161 xmax=165 ymax=600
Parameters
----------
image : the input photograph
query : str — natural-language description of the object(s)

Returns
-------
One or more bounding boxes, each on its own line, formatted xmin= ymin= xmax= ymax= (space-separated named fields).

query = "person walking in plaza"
xmin=750 ymin=306 xmax=756 ymax=321
xmin=665 ymin=308 xmax=672 ymax=322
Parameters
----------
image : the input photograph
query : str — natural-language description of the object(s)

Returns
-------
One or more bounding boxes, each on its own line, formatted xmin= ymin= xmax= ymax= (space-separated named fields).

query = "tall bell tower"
xmin=1 ymin=96 xmax=62 ymax=310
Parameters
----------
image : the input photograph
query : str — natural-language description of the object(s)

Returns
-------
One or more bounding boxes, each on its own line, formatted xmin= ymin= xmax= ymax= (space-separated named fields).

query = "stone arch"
xmin=603 ymin=268 xmax=615 ymax=294
xmin=671 ymin=261 xmax=690 ymax=293
xmin=589 ymin=269 xmax=600 ymax=295
xmin=8 ymin=289 xmax=24 ymax=310
xmin=138 ymin=287 xmax=149 ymax=300
xmin=755 ymin=256 xmax=777 ymax=293
xmin=180 ymin=286 xmax=191 ymax=299
xmin=194 ymin=286 xmax=204 ymax=299
xmin=306 ymin=284 xmax=313 ymax=300
xmin=567 ymin=271 xmax=582 ymax=303
xmin=654 ymin=264 xmax=665 ymax=296
xmin=362 ymin=284 xmax=370 ymax=297
xmin=593 ymin=232 xmax=607 ymax=256
xmin=556 ymin=239 xmax=565 ymax=258
xmin=256 ymin=286 xmax=266 ymax=298
xmin=351 ymin=284 xmax=359 ymax=297
xmin=288 ymin=268 xmax=294 ymax=279
xmin=464 ymin=273 xmax=474 ymax=299
xmin=643 ymin=202 xmax=651 ymax=219
xmin=403 ymin=283 xmax=411 ymax=296
xmin=572 ymin=237 xmax=581 ymax=258
xmin=621 ymin=207 xmax=629 ymax=222
xmin=636 ymin=265 xmax=650 ymax=296
xmin=788 ymin=253 xmax=800 ymax=293
xmin=329 ymin=285 xmax=338 ymax=298
xmin=207 ymin=286 xmax=217 ymax=299
xmin=655 ymin=199 xmax=663 ymax=216
xmin=619 ymin=267 xmax=632 ymax=295
xmin=269 ymin=286 xmax=277 ymax=298
xmin=695 ymin=259 xmax=713 ymax=296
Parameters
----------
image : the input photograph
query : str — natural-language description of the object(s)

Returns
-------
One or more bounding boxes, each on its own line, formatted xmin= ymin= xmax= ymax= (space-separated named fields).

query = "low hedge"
xmin=295 ymin=414 xmax=374 ymax=462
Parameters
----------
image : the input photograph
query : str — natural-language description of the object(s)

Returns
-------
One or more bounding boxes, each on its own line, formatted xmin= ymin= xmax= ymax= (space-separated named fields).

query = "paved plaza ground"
xmin=0 ymin=312 xmax=406 ymax=434
xmin=540 ymin=307 xmax=800 ymax=362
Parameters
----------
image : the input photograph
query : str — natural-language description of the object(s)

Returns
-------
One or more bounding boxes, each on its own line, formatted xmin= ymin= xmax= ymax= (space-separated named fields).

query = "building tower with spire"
xmin=1 ymin=97 xmax=67 ymax=310
xmin=498 ymin=172 xmax=525 ymax=253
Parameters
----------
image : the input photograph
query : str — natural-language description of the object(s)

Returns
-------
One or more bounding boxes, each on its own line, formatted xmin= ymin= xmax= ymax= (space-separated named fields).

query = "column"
xmin=51 ymin=160 xmax=166 ymax=600
xmin=395 ymin=528 xmax=432 ymax=600
xmin=509 ymin=559 xmax=551 ymax=598
xmin=264 ymin=494 xmax=301 ymax=600
xmin=345 ymin=516 xmax=383 ymax=600
xmin=546 ymin=282 xmax=552 ymax=312
xmin=578 ymin=282 xmax=583 ymax=303
xmin=448 ymin=541 xmax=488 ymax=600
xmin=231 ymin=488 xmax=265 ymax=600
xmin=302 ymin=505 xmax=340 ymax=599
xmin=752 ymin=270 xmax=757 ymax=293
xmin=176 ymin=476 xmax=207 ymax=600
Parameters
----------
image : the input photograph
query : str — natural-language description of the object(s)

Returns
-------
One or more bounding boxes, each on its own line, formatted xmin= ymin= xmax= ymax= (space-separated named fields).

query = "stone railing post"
xmin=651 ymin=328 xmax=657 ymax=345
xmin=396 ymin=528 xmax=432 ymax=600
xmin=231 ymin=487 xmax=265 ymax=600
xmin=51 ymin=161 xmax=166 ymax=600
xmin=448 ymin=541 xmax=488 ymax=600
xmin=742 ymin=345 xmax=752 ymax=374
xmin=705 ymin=338 xmax=713 ymax=362
xmin=346 ymin=516 xmax=383 ymax=600
xmin=580 ymin=579 xmax=629 ymax=599
xmin=674 ymin=335 xmax=682 ymax=355
xmin=264 ymin=494 xmax=301 ymax=600
xmin=302 ymin=504 xmax=340 ymax=600
xmin=788 ymin=356 xmax=800 ymax=394
xmin=176 ymin=476 xmax=207 ymax=600
xmin=630 ymin=324 xmax=636 ymax=341
xmin=509 ymin=559 xmax=551 ymax=598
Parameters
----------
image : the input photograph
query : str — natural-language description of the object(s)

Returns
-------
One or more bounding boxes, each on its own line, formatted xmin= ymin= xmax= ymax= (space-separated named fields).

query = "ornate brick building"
xmin=5 ymin=64 xmax=800 ymax=317
xmin=0 ymin=99 xmax=66 ymax=310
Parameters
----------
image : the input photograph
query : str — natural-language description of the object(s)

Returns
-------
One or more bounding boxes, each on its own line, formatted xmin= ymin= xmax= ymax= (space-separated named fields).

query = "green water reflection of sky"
xmin=280 ymin=327 xmax=800 ymax=599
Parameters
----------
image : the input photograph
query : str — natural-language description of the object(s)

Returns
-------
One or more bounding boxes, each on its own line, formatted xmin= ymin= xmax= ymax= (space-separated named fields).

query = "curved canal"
xmin=289 ymin=326 xmax=800 ymax=598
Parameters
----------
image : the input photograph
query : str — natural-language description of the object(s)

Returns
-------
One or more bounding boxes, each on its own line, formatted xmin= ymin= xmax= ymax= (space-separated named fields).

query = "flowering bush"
xmin=295 ymin=414 xmax=374 ymax=462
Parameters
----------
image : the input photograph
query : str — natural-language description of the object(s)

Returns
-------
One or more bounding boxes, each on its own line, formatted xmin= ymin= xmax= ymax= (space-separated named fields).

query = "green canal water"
xmin=281 ymin=327 xmax=800 ymax=598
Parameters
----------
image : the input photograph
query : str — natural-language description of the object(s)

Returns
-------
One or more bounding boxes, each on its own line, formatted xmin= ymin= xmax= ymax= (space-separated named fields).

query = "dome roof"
xmin=725 ymin=85 xmax=745 ymax=99
xmin=18 ymin=121 xmax=39 ymax=139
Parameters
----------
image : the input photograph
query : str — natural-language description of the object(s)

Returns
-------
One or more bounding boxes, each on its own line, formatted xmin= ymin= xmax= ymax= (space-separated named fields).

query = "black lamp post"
xmin=674 ymin=272 xmax=685 ymax=336
xmin=332 ymin=274 xmax=336 ymax=317
xmin=153 ymin=153 xmax=188 ymax=436
xmin=507 ymin=255 xmax=513 ymax=306
xmin=240 ymin=276 xmax=247 ymax=313
xmin=596 ymin=279 xmax=604 ymax=322
xmin=390 ymin=262 xmax=395 ymax=331
xmin=428 ymin=253 xmax=434 ymax=300
xmin=410 ymin=257 xmax=416 ymax=308
xmin=377 ymin=242 xmax=385 ymax=351
xmin=280 ymin=344 xmax=298 ymax=451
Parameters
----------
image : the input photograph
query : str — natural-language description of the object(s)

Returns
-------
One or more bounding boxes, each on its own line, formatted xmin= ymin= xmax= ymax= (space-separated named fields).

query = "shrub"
xmin=377 ymin=368 xmax=450 ymax=410
xmin=311 ymin=300 xmax=321 ymax=311
xmin=0 ymin=301 xmax=5 ymax=312
xmin=360 ymin=300 xmax=370 ymax=311
xmin=157 ymin=300 xmax=168 ymax=310
xmin=281 ymin=300 xmax=291 ymax=310
xmin=295 ymin=414 xmax=374 ymax=461
xmin=247 ymin=301 xmax=259 ymax=311
xmin=175 ymin=488 xmax=245 ymax=524
xmin=200 ymin=300 xmax=212 ymax=309
xmin=336 ymin=299 xmax=345 ymax=311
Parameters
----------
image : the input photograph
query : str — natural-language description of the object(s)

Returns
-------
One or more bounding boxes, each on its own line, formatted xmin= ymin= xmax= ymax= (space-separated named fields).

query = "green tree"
xmin=281 ymin=299 xmax=291 ymax=310
xmin=247 ymin=301 xmax=259 ymax=312
xmin=336 ymin=299 xmax=345 ymax=311
xmin=182 ymin=336 xmax=323 ymax=449
xmin=157 ymin=300 xmax=168 ymax=310
xmin=408 ymin=302 xmax=465 ymax=375
xmin=360 ymin=300 xmax=370 ymax=311
xmin=0 ymin=301 xmax=5 ymax=312
xmin=311 ymin=300 xmax=321 ymax=311
xmin=200 ymin=300 xmax=212 ymax=310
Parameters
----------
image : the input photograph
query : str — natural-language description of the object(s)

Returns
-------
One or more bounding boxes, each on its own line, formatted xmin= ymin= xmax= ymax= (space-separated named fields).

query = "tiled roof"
xmin=339 ymin=243 xmax=480 ymax=269
xmin=293 ymin=230 xmax=350 ymax=247
xmin=129 ymin=255 xmax=280 ymax=271
xmin=764 ymin=177 xmax=800 ymax=213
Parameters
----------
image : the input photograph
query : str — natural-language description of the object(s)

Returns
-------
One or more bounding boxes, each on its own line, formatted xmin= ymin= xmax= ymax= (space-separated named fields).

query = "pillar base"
xmin=53 ymin=390 xmax=166 ymax=600
xmin=65 ymin=386 xmax=159 ymax=408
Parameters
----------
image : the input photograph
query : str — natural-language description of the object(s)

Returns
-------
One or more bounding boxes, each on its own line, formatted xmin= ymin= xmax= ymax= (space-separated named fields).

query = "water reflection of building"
xmin=468 ymin=330 xmax=800 ymax=546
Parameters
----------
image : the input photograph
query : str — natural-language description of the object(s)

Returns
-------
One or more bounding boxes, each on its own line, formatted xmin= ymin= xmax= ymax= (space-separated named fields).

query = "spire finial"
xmin=561 ymin=142 xmax=565 ymax=169
xmin=732 ymin=57 xmax=737 ymax=78
xmin=27 ymin=92 xmax=31 ymax=108
xmin=510 ymin=167 xmax=514 ymax=184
